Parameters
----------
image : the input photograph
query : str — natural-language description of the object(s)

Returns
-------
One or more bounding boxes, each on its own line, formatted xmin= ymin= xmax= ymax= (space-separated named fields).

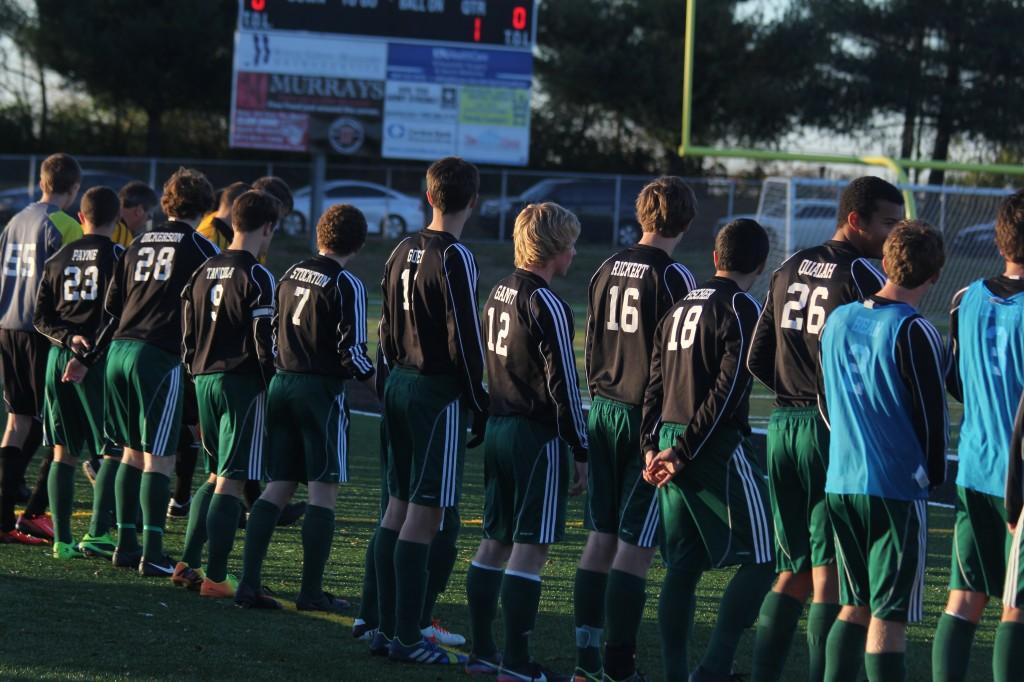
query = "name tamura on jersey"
xmin=586 ymin=244 xmax=696 ymax=406
xmin=182 ymin=250 xmax=275 ymax=380
xmin=747 ymin=240 xmax=885 ymax=408
xmin=641 ymin=277 xmax=760 ymax=459
xmin=34 ymin=234 xmax=124 ymax=352
xmin=379 ymin=229 xmax=487 ymax=413
xmin=274 ymin=255 xmax=374 ymax=381
xmin=483 ymin=269 xmax=588 ymax=459
xmin=94 ymin=221 xmax=219 ymax=357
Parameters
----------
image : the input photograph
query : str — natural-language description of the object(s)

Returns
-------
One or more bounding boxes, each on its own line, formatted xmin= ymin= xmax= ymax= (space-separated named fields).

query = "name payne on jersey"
xmin=610 ymin=260 xmax=651 ymax=279
xmin=493 ymin=285 xmax=518 ymax=304
xmin=140 ymin=232 xmax=185 ymax=244
xmin=797 ymin=260 xmax=839 ymax=279
xmin=289 ymin=267 xmax=331 ymax=288
xmin=205 ymin=266 xmax=235 ymax=280
xmin=72 ymin=249 xmax=99 ymax=262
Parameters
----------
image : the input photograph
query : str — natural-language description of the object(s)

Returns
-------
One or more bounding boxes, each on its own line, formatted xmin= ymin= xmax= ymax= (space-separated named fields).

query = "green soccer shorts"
xmin=657 ymin=422 xmax=773 ymax=570
xmin=195 ymin=372 xmax=267 ymax=481
xmin=766 ymin=406 xmax=834 ymax=574
xmin=104 ymin=340 xmax=183 ymax=457
xmin=383 ymin=367 xmax=467 ymax=508
xmin=950 ymin=485 xmax=1009 ymax=596
xmin=585 ymin=396 xmax=660 ymax=548
xmin=827 ymin=493 xmax=927 ymax=623
xmin=42 ymin=346 xmax=105 ymax=458
xmin=265 ymin=371 xmax=349 ymax=484
xmin=483 ymin=415 xmax=569 ymax=545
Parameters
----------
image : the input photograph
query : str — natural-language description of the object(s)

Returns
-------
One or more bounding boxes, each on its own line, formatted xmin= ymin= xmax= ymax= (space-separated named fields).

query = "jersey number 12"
xmin=486 ymin=307 xmax=510 ymax=357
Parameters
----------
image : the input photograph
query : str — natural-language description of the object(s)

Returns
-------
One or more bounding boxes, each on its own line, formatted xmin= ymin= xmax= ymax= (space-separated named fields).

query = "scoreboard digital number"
xmin=240 ymin=0 xmax=535 ymax=50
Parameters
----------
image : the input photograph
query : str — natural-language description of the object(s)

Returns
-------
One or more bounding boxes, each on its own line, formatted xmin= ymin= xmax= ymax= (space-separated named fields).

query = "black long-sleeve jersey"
xmin=483 ymin=269 xmax=588 ymax=460
xmin=946 ymin=276 xmax=1024 ymax=402
xmin=90 ymin=221 xmax=219 ymax=360
xmin=747 ymin=240 xmax=884 ymax=407
xmin=181 ymin=250 xmax=275 ymax=382
xmin=816 ymin=296 xmax=949 ymax=489
xmin=379 ymin=229 xmax=487 ymax=413
xmin=1008 ymin=392 xmax=1024 ymax=521
xmin=273 ymin=255 xmax=374 ymax=382
xmin=641 ymin=277 xmax=760 ymax=459
xmin=585 ymin=245 xmax=696 ymax=406
xmin=33 ymin=234 xmax=124 ymax=355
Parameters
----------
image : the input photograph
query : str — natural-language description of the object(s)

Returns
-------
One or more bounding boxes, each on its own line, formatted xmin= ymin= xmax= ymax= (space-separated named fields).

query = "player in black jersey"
xmin=233 ymin=203 xmax=374 ymax=611
xmin=68 ymin=167 xmax=219 ymax=577
xmin=175 ymin=190 xmax=278 ymax=598
xmin=642 ymin=219 xmax=773 ymax=682
xmin=33 ymin=187 xmax=124 ymax=559
xmin=746 ymin=177 xmax=904 ymax=682
xmin=464 ymin=202 xmax=587 ymax=682
xmin=572 ymin=176 xmax=698 ymax=682
xmin=375 ymin=157 xmax=487 ymax=665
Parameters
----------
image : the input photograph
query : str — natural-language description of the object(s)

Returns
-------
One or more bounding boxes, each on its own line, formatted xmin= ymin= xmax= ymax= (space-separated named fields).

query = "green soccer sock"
xmin=181 ymin=481 xmax=215 ymax=568
xmin=993 ymin=621 xmax=1024 ymax=682
xmin=239 ymin=498 xmax=281 ymax=590
xmin=700 ymin=562 xmax=775 ymax=676
xmin=466 ymin=561 xmax=505 ymax=658
xmin=865 ymin=652 xmax=905 ymax=682
xmin=807 ymin=602 xmax=841 ymax=682
xmin=751 ymin=591 xmax=804 ymax=682
xmin=501 ymin=570 xmax=543 ymax=669
xmin=573 ymin=567 xmax=608 ymax=676
xmin=824 ymin=619 xmax=867 ymax=682
xmin=932 ymin=612 xmax=976 ymax=682
xmin=358 ymin=529 xmax=379 ymax=625
xmin=299 ymin=504 xmax=335 ymax=601
xmin=114 ymin=463 xmax=143 ymax=552
xmin=374 ymin=527 xmax=400 ymax=638
xmin=659 ymin=568 xmax=702 ymax=682
xmin=88 ymin=458 xmax=119 ymax=537
xmin=47 ymin=461 xmax=76 ymax=545
xmin=604 ymin=569 xmax=647 ymax=679
xmin=204 ymin=493 xmax=241 ymax=583
xmin=140 ymin=471 xmax=171 ymax=562
xmin=394 ymin=539 xmax=431 ymax=644
xmin=419 ymin=522 xmax=459 ymax=629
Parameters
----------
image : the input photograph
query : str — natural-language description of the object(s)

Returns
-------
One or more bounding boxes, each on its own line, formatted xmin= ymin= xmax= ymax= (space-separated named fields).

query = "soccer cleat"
xmin=234 ymin=582 xmax=282 ymax=609
xmin=81 ymin=460 xmax=98 ymax=486
xmin=352 ymin=618 xmax=377 ymax=640
xmin=139 ymin=554 xmax=177 ymax=577
xmin=171 ymin=562 xmax=204 ymax=590
xmin=466 ymin=653 xmax=503 ymax=675
xmin=295 ymin=590 xmax=350 ymax=613
xmin=422 ymin=619 xmax=466 ymax=646
xmin=368 ymin=631 xmax=392 ymax=656
xmin=276 ymin=501 xmax=306 ymax=527
xmin=498 ymin=661 xmax=570 ymax=682
xmin=0 ymin=529 xmax=49 ymax=545
xmin=111 ymin=547 xmax=142 ymax=568
xmin=200 ymin=574 xmax=239 ymax=599
xmin=52 ymin=541 xmax=85 ymax=560
xmin=388 ymin=637 xmax=467 ymax=665
xmin=78 ymin=532 xmax=117 ymax=558
xmin=15 ymin=513 xmax=54 ymax=541
xmin=166 ymin=497 xmax=191 ymax=519
xmin=572 ymin=668 xmax=603 ymax=682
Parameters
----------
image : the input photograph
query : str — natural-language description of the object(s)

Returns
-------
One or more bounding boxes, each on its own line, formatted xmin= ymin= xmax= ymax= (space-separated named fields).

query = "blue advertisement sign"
xmin=386 ymin=43 xmax=532 ymax=88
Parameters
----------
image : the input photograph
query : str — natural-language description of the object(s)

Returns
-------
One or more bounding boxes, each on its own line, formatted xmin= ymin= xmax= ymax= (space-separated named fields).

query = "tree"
xmin=532 ymin=0 xmax=828 ymax=172
xmin=28 ymin=0 xmax=235 ymax=155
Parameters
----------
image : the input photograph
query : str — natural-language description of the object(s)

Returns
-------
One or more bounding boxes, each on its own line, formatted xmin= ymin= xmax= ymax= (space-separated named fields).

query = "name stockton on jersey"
xmin=289 ymin=267 xmax=332 ymax=288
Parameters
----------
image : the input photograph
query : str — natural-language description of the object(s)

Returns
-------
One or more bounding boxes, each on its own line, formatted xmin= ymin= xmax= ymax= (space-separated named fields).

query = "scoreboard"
xmin=230 ymin=0 xmax=537 ymax=165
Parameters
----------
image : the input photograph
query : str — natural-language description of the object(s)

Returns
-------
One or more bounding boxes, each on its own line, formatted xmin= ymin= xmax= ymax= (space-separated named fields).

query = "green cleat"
xmin=53 ymin=541 xmax=85 ymax=560
xmin=78 ymin=533 xmax=117 ymax=558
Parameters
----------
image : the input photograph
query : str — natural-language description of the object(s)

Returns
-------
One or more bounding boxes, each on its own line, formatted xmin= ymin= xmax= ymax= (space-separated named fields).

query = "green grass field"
xmin=0 ymin=412 xmax=998 ymax=681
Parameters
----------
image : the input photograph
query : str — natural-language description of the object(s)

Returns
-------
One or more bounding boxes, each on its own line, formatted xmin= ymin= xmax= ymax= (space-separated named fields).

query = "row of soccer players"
xmin=3 ymin=153 xmax=1022 ymax=682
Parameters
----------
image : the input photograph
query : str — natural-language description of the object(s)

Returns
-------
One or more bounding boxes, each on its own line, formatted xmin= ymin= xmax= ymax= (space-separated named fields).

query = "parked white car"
xmin=283 ymin=180 xmax=425 ymax=238
xmin=716 ymin=199 xmax=838 ymax=252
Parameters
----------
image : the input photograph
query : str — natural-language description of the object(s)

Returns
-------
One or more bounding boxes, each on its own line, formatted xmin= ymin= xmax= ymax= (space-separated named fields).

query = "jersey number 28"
xmin=134 ymin=246 xmax=175 ymax=282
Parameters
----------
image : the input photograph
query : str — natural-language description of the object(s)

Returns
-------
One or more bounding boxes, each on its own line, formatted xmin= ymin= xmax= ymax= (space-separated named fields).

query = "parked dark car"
xmin=0 ymin=170 xmax=140 ymax=227
xmin=479 ymin=178 xmax=649 ymax=245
